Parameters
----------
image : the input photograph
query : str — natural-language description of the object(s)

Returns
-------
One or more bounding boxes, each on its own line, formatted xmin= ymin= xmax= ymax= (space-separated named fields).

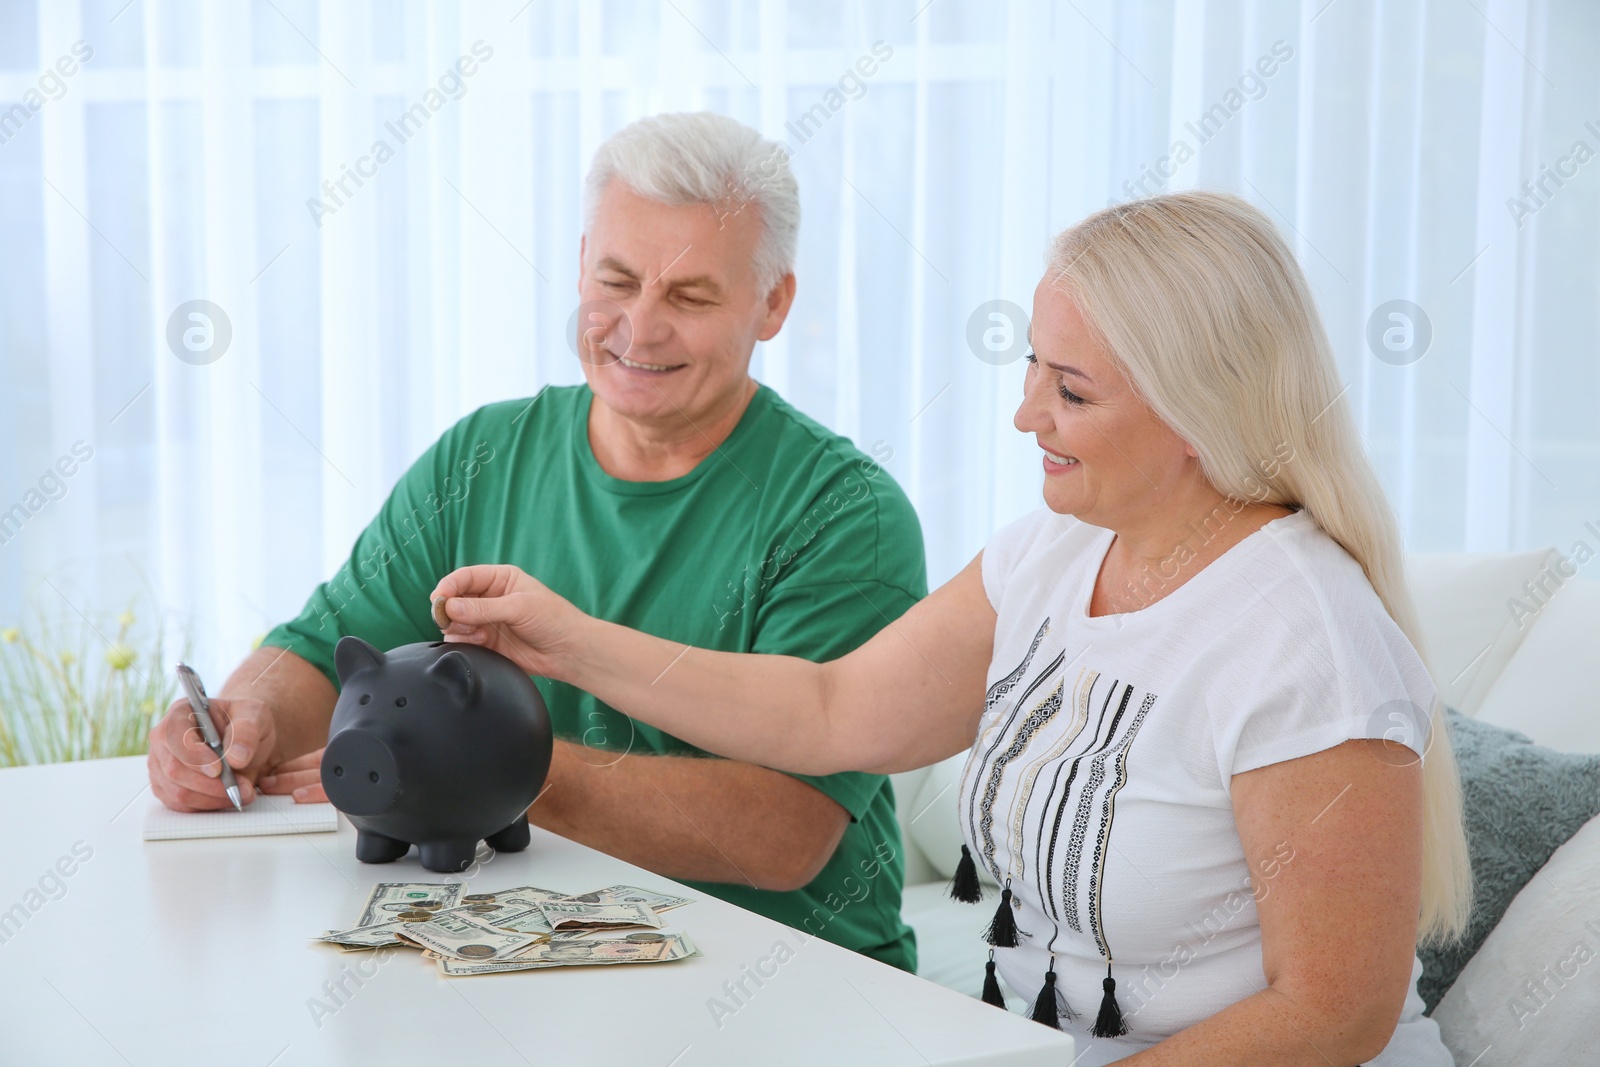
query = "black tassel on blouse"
xmin=1092 ymin=961 xmax=1129 ymax=1038
xmin=1028 ymin=964 xmax=1063 ymax=1028
xmin=981 ymin=880 xmax=1021 ymax=948
xmin=949 ymin=844 xmax=984 ymax=903
xmin=981 ymin=951 xmax=1007 ymax=1008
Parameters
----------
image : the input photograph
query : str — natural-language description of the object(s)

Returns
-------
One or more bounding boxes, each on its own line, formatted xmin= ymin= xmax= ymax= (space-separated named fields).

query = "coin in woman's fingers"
xmin=432 ymin=595 xmax=450 ymax=631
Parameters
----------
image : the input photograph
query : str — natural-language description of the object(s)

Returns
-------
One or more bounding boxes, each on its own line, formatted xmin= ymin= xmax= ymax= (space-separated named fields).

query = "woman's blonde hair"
xmin=1046 ymin=190 xmax=1471 ymax=944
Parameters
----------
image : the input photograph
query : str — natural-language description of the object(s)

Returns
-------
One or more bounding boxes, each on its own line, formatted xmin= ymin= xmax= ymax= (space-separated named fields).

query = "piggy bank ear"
xmin=426 ymin=649 xmax=480 ymax=706
xmin=335 ymin=636 xmax=386 ymax=685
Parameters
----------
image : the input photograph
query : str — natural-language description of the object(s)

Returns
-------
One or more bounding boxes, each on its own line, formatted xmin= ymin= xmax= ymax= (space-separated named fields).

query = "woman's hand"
xmin=430 ymin=565 xmax=585 ymax=679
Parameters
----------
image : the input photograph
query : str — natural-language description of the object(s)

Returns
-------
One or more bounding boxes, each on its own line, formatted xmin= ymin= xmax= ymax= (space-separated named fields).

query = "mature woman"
xmin=433 ymin=192 xmax=1470 ymax=1066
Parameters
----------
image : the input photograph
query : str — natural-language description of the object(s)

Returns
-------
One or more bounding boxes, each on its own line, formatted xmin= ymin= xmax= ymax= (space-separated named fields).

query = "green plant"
xmin=0 ymin=601 xmax=186 ymax=768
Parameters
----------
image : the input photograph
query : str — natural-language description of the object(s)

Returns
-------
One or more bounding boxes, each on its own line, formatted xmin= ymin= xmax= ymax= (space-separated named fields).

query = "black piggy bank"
xmin=321 ymin=636 xmax=553 ymax=873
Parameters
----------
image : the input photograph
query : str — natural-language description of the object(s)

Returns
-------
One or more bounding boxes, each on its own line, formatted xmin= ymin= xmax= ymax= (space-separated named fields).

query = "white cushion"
xmin=905 ymin=754 xmax=965 ymax=881
xmin=1405 ymin=549 xmax=1560 ymax=715
xmin=890 ymin=768 xmax=940 ymax=885
xmin=1432 ymin=813 xmax=1600 ymax=1064
xmin=1475 ymin=579 xmax=1600 ymax=753
xmin=898 ymin=752 xmax=1000 ymax=888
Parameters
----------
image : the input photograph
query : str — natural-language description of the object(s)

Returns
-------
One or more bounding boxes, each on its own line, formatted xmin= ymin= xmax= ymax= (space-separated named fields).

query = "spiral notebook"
xmin=142 ymin=794 xmax=340 ymax=841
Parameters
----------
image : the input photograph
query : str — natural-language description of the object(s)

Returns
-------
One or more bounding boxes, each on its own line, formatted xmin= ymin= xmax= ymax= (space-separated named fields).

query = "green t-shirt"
xmin=262 ymin=382 xmax=925 ymax=971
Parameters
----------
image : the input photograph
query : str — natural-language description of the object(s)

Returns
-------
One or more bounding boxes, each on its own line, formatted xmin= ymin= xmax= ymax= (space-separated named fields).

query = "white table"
xmin=0 ymin=757 xmax=1073 ymax=1066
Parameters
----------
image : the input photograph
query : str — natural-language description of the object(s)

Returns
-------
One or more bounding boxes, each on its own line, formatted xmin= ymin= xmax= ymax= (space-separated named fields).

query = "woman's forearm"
xmin=1119 ymin=980 xmax=1387 ymax=1066
xmin=436 ymin=557 xmax=995 ymax=777
xmin=555 ymin=612 xmax=853 ymax=776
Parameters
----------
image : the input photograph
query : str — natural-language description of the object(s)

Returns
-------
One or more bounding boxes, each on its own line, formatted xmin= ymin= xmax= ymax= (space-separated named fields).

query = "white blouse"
xmin=959 ymin=506 xmax=1452 ymax=1065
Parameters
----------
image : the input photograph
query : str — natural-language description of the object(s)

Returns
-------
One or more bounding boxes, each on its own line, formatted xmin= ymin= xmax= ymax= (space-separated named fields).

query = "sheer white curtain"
xmin=1 ymin=0 xmax=1596 ymax=678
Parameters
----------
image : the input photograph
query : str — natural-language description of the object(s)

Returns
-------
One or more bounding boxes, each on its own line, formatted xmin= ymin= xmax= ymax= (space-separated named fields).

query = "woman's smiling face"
xmin=1014 ymin=276 xmax=1200 ymax=527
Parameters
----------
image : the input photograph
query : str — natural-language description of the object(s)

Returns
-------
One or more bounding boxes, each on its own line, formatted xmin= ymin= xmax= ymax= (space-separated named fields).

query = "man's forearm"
xmin=529 ymin=740 xmax=850 ymax=892
xmin=219 ymin=645 xmax=338 ymax=767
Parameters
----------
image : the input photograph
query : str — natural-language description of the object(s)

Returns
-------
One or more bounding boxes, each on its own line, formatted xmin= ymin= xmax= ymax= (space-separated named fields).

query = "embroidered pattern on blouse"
xmin=1086 ymin=690 xmax=1158 ymax=959
xmin=986 ymin=617 xmax=1049 ymax=713
xmin=975 ymin=653 xmax=1066 ymax=876
xmin=960 ymin=618 xmax=1051 ymax=881
xmin=959 ymin=609 xmax=1160 ymax=965
xmin=1006 ymin=676 xmax=1088 ymax=887
xmin=1060 ymin=678 xmax=1136 ymax=933
xmin=1041 ymin=668 xmax=1115 ymax=928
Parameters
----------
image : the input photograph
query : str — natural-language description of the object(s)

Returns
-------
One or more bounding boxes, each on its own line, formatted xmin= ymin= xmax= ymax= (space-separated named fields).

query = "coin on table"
xmin=624 ymin=932 xmax=666 ymax=942
xmin=462 ymin=893 xmax=496 ymax=902
xmin=457 ymin=944 xmax=497 ymax=959
xmin=396 ymin=910 xmax=433 ymax=921
xmin=431 ymin=595 xmax=450 ymax=631
xmin=466 ymin=904 xmax=500 ymax=914
xmin=413 ymin=900 xmax=444 ymax=910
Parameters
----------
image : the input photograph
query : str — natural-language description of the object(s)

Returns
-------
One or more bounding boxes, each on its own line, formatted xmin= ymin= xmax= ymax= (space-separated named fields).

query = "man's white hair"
xmin=582 ymin=111 xmax=799 ymax=293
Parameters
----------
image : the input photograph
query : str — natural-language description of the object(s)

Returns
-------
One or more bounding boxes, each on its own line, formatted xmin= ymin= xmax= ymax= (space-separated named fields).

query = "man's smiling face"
xmin=576 ymin=179 xmax=790 ymax=428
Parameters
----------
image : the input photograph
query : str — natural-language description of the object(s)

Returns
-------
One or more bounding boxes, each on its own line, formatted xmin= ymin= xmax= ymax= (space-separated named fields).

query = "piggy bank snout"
xmin=321 ymin=729 xmax=401 ymax=816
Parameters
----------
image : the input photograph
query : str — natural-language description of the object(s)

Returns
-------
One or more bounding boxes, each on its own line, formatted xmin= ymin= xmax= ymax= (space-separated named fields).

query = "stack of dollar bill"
xmin=315 ymin=882 xmax=699 ymax=976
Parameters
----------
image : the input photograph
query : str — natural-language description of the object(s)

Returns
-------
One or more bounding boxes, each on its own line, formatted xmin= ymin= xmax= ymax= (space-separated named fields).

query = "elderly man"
xmin=147 ymin=112 xmax=924 ymax=972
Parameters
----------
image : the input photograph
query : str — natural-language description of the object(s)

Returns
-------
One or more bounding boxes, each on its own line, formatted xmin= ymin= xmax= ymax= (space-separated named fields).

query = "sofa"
xmin=890 ymin=546 xmax=1600 ymax=1059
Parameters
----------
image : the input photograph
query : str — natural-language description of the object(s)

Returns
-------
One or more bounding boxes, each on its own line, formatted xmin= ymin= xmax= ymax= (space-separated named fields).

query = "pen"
xmin=175 ymin=662 xmax=244 ymax=812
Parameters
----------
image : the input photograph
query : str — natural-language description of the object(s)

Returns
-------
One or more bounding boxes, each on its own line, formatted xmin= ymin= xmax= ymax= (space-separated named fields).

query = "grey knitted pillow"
xmin=1417 ymin=709 xmax=1600 ymax=1013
